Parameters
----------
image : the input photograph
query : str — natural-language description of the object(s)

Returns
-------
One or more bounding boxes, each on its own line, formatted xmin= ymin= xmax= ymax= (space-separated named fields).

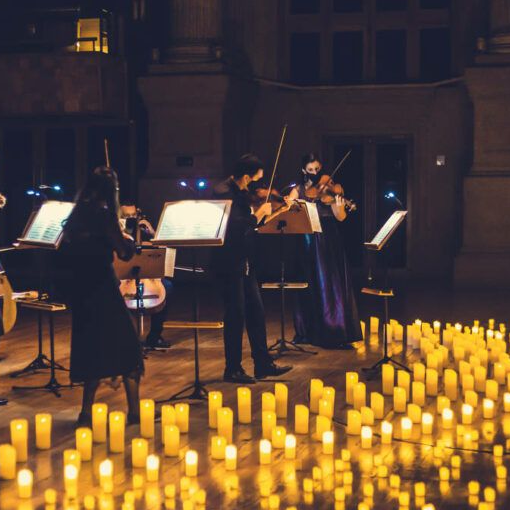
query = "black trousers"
xmin=219 ymin=271 xmax=272 ymax=372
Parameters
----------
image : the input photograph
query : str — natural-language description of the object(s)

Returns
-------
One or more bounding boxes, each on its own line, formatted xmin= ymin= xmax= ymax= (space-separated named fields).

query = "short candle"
xmin=259 ymin=439 xmax=271 ymax=464
xmin=322 ymin=430 xmax=334 ymax=454
xmin=17 ymin=469 xmax=33 ymax=498
xmin=361 ymin=426 xmax=372 ymax=449
xmin=208 ymin=391 xmax=223 ymax=428
xmin=92 ymin=403 xmax=108 ymax=443
xmin=294 ymin=405 xmax=309 ymax=434
xmin=285 ymin=434 xmax=296 ymax=459
xmin=10 ymin=419 xmax=28 ymax=462
xmin=185 ymin=450 xmax=198 ymax=477
xmin=35 ymin=413 xmax=52 ymax=450
xmin=146 ymin=454 xmax=160 ymax=482
xmin=225 ymin=445 xmax=237 ymax=470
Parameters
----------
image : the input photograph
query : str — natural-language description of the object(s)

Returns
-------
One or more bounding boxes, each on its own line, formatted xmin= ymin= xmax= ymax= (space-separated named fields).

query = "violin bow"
xmin=329 ymin=149 xmax=352 ymax=180
xmin=104 ymin=138 xmax=111 ymax=168
xmin=265 ymin=124 xmax=288 ymax=203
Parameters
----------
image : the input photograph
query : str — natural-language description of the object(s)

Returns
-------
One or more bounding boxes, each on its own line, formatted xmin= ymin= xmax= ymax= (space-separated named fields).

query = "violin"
xmin=304 ymin=174 xmax=357 ymax=212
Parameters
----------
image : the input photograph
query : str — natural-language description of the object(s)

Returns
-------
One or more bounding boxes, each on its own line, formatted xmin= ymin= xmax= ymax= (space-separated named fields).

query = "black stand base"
xmin=9 ymin=353 xmax=68 ymax=378
xmin=157 ymin=380 xmax=208 ymax=403
xmin=268 ymin=338 xmax=317 ymax=356
xmin=0 ymin=397 xmax=8 ymax=405
xmin=13 ymin=377 xmax=76 ymax=398
xmin=362 ymin=354 xmax=410 ymax=379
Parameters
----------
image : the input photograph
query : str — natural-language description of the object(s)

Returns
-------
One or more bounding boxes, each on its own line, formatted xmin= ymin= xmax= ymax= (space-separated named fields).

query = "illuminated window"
xmin=76 ymin=18 xmax=108 ymax=53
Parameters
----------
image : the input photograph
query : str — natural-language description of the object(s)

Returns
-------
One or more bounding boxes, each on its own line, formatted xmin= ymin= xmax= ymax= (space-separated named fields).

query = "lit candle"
xmin=426 ymin=368 xmax=438 ymax=396
xmin=275 ymin=383 xmax=288 ymax=418
xmin=407 ymin=403 xmax=422 ymax=424
xmin=63 ymin=449 xmax=81 ymax=472
xmin=185 ymin=450 xmax=198 ymax=477
xmin=347 ymin=410 xmax=362 ymax=435
xmin=465 ymin=390 xmax=478 ymax=408
xmin=370 ymin=316 xmax=379 ymax=334
xmin=393 ymin=387 xmax=407 ymax=413
xmin=75 ymin=428 xmax=92 ymax=462
xmin=91 ymin=403 xmax=108 ymax=443
xmin=271 ymin=426 xmax=286 ymax=449
xmin=217 ymin=407 xmax=233 ymax=443
xmin=322 ymin=386 xmax=335 ymax=413
xmin=397 ymin=370 xmax=411 ymax=396
xmin=285 ymin=434 xmax=296 ymax=459
xmin=494 ymin=363 xmax=506 ymax=385
xmin=310 ymin=379 xmax=324 ymax=413
xmin=315 ymin=415 xmax=331 ymax=440
xmin=17 ymin=468 xmax=33 ymax=498
xmin=433 ymin=320 xmax=441 ymax=334
xmin=161 ymin=404 xmax=176 ymax=442
xmin=146 ymin=454 xmax=159 ymax=482
xmin=413 ymin=362 xmax=425 ymax=383
xmin=421 ymin=413 xmax=433 ymax=435
xmin=99 ymin=459 xmax=113 ymax=493
xmin=497 ymin=465 xmax=507 ymax=479
xmin=486 ymin=379 xmax=499 ymax=401
xmin=361 ymin=406 xmax=374 ymax=425
xmin=211 ymin=435 xmax=227 ymax=460
xmin=361 ymin=426 xmax=372 ymax=448
xmin=436 ymin=396 xmax=450 ymax=414
xmin=140 ymin=399 xmax=155 ymax=438
xmin=237 ymin=387 xmax=251 ymax=424
xmin=225 ymin=445 xmax=237 ymax=470
xmin=353 ymin=382 xmax=366 ymax=410
xmin=259 ymin=439 xmax=271 ymax=464
xmin=412 ymin=381 xmax=425 ymax=406
xmin=44 ymin=488 xmax=57 ymax=505
xmin=504 ymin=393 xmax=510 ymax=413
xmin=483 ymin=399 xmax=495 ymax=419
xmin=163 ymin=425 xmax=180 ymax=457
xmin=370 ymin=392 xmax=384 ymax=420
xmin=208 ymin=391 xmax=223 ymax=428
xmin=262 ymin=392 xmax=276 ymax=413
xmin=439 ymin=466 xmax=450 ymax=481
xmin=294 ymin=405 xmax=309 ymax=434
xmin=0 ymin=444 xmax=16 ymax=479
xmin=131 ymin=438 xmax=148 ymax=468
xmin=262 ymin=411 xmax=276 ymax=441
xmin=346 ymin=372 xmax=358 ymax=404
xmin=442 ymin=408 xmax=453 ymax=429
xmin=319 ymin=398 xmax=334 ymax=419
xmin=109 ymin=411 xmax=125 ymax=453
xmin=10 ymin=419 xmax=28 ymax=462
xmin=175 ymin=403 xmax=189 ymax=433
xmin=322 ymin=430 xmax=334 ymax=454
xmin=462 ymin=404 xmax=473 ymax=425
xmin=444 ymin=369 xmax=458 ymax=401
xmin=474 ymin=366 xmax=487 ymax=393
xmin=381 ymin=421 xmax=393 ymax=444
xmin=64 ymin=464 xmax=78 ymax=498
xmin=35 ymin=414 xmax=52 ymax=450
xmin=401 ymin=417 xmax=412 ymax=440
xmin=382 ymin=364 xmax=394 ymax=395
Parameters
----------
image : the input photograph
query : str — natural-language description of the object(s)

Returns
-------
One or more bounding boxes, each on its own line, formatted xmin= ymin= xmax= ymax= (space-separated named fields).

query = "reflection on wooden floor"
xmin=0 ymin=309 xmax=509 ymax=509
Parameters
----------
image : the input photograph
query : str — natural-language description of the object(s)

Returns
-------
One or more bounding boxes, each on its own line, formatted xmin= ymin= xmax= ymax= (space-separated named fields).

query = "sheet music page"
xmin=370 ymin=211 xmax=407 ymax=245
xmin=164 ymin=248 xmax=176 ymax=278
xmin=156 ymin=201 xmax=227 ymax=241
xmin=22 ymin=201 xmax=75 ymax=246
xmin=303 ymin=202 xmax=323 ymax=233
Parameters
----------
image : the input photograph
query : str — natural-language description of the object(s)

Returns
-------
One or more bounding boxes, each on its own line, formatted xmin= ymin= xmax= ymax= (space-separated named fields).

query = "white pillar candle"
xmin=92 ymin=403 xmax=108 ymax=443
xmin=322 ymin=430 xmax=334 ymax=454
xmin=211 ymin=435 xmax=226 ymax=460
xmin=483 ymin=399 xmax=495 ymax=419
xmin=208 ymin=391 xmax=223 ymax=429
xmin=382 ymin=364 xmax=394 ymax=395
xmin=401 ymin=417 xmax=412 ymax=440
xmin=347 ymin=410 xmax=361 ymax=435
xmin=225 ymin=445 xmax=237 ymax=470
xmin=0 ymin=444 xmax=16 ymax=479
xmin=99 ymin=459 xmax=113 ymax=493
xmin=161 ymin=404 xmax=176 ymax=442
xmin=271 ymin=426 xmax=286 ymax=449
xmin=346 ymin=372 xmax=358 ymax=404
xmin=275 ymin=383 xmax=288 ymax=418
xmin=131 ymin=438 xmax=148 ymax=468
xmin=10 ymin=419 xmax=28 ymax=462
xmin=284 ymin=434 xmax=296 ymax=459
xmin=462 ymin=404 xmax=473 ymax=425
xmin=294 ymin=405 xmax=309 ymax=434
xmin=310 ymin=379 xmax=324 ymax=413
xmin=370 ymin=392 xmax=384 ymax=420
xmin=109 ymin=411 xmax=125 ymax=453
xmin=262 ymin=392 xmax=276 ymax=413
xmin=35 ymin=414 xmax=52 ymax=450
xmin=393 ymin=387 xmax=407 ymax=413
xmin=175 ymin=403 xmax=189 ymax=433
xmin=444 ymin=369 xmax=458 ymax=401
xmin=262 ymin=411 xmax=276 ymax=440
xmin=140 ymin=399 xmax=155 ymax=438
xmin=75 ymin=428 xmax=92 ymax=462
xmin=237 ymin=387 xmax=252 ymax=424
xmin=442 ymin=408 xmax=453 ymax=429
xmin=353 ymin=382 xmax=366 ymax=410
xmin=217 ymin=407 xmax=233 ymax=444
xmin=163 ymin=425 xmax=180 ymax=457
xmin=381 ymin=421 xmax=393 ymax=444
xmin=361 ymin=426 xmax=372 ymax=449
xmin=17 ymin=468 xmax=33 ymax=498
xmin=185 ymin=450 xmax=198 ymax=477
xmin=146 ymin=454 xmax=159 ymax=482
xmin=412 ymin=381 xmax=425 ymax=406
xmin=421 ymin=413 xmax=433 ymax=435
xmin=259 ymin=439 xmax=271 ymax=464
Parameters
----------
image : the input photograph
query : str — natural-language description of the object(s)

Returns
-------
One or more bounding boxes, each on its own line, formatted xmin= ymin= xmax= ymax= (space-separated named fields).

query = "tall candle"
xmin=63 ymin=449 xmax=81 ymax=471
xmin=426 ymin=368 xmax=438 ymax=396
xmin=237 ymin=387 xmax=252 ymax=424
xmin=275 ymin=383 xmax=288 ymax=418
xmin=494 ymin=363 xmax=506 ymax=384
xmin=131 ymin=438 xmax=148 ymax=468
xmin=361 ymin=406 xmax=374 ymax=425
xmin=161 ymin=405 xmax=176 ymax=442
xmin=208 ymin=391 xmax=223 ymax=428
xmin=99 ymin=459 xmax=113 ymax=493
xmin=370 ymin=392 xmax=384 ymax=420
xmin=262 ymin=411 xmax=276 ymax=440
xmin=211 ymin=435 xmax=226 ymax=460
xmin=465 ymin=390 xmax=478 ymax=408
xmin=310 ymin=379 xmax=324 ymax=413
xmin=381 ymin=421 xmax=393 ymax=444
xmin=64 ymin=464 xmax=78 ymax=498
xmin=413 ymin=363 xmax=425 ymax=383
xmin=442 ymin=408 xmax=453 ymax=429
xmin=322 ymin=430 xmax=334 ymax=454
xmin=262 ymin=392 xmax=276 ymax=413
xmin=401 ymin=417 xmax=412 ymax=440
xmin=504 ymin=393 xmax=510 ymax=413
xmin=217 ymin=407 xmax=233 ymax=443
xmin=315 ymin=415 xmax=331 ymax=440
xmin=474 ymin=366 xmax=487 ymax=393
xmin=225 ymin=444 xmax=237 ymax=470
xmin=0 ymin=444 xmax=16 ymax=479
xmin=412 ymin=381 xmax=425 ymax=406
xmin=393 ymin=387 xmax=407 ymax=413
xmin=370 ymin=316 xmax=379 ymax=334
xmin=140 ymin=399 xmax=155 ymax=438
xmin=271 ymin=426 xmax=286 ymax=449
xmin=146 ymin=454 xmax=159 ymax=482
xmin=421 ymin=413 xmax=433 ymax=435
xmin=75 ymin=428 xmax=92 ymax=462
xmin=346 ymin=372 xmax=358 ymax=404
xmin=17 ymin=469 xmax=33 ymax=498
xmin=175 ymin=404 xmax=189 ymax=433
xmin=444 ymin=369 xmax=458 ymax=401
xmin=397 ymin=371 xmax=411 ymax=397
xmin=361 ymin=426 xmax=372 ymax=448
xmin=407 ymin=403 xmax=422 ymax=424
xmin=436 ymin=396 xmax=450 ymax=414
xmin=294 ymin=405 xmax=309 ymax=434
xmin=285 ymin=434 xmax=296 ymax=459
xmin=319 ymin=398 xmax=334 ymax=419
xmin=382 ymin=364 xmax=394 ymax=395
xmin=462 ymin=404 xmax=473 ymax=425
xmin=92 ymin=403 xmax=108 ymax=443
xmin=486 ymin=379 xmax=499 ymax=401
xmin=109 ymin=411 xmax=125 ymax=453
xmin=353 ymin=382 xmax=366 ymax=410
xmin=163 ymin=425 xmax=180 ymax=457
xmin=10 ymin=419 xmax=28 ymax=462
xmin=322 ymin=386 xmax=335 ymax=414
xmin=185 ymin=450 xmax=198 ymax=477
xmin=259 ymin=440 xmax=271 ymax=464
xmin=483 ymin=399 xmax=495 ymax=419
xmin=35 ymin=414 xmax=52 ymax=450
xmin=347 ymin=410 xmax=361 ymax=435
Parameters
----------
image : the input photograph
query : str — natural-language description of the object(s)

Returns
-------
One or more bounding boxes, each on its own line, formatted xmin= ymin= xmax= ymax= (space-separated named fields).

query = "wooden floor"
xmin=0 ymin=285 xmax=509 ymax=509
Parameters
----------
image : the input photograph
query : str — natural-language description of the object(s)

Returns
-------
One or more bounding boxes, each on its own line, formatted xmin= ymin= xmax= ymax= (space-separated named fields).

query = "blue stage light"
xmin=180 ymin=181 xmax=187 ymax=188
xmin=53 ymin=185 xmax=62 ymax=192
xmin=385 ymin=191 xmax=396 ymax=200
xmin=197 ymin=179 xmax=207 ymax=189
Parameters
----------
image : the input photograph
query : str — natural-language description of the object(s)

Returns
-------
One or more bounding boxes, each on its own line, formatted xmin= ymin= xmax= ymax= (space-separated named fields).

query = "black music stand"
xmin=259 ymin=203 xmax=322 ymax=357
xmin=152 ymin=200 xmax=231 ymax=402
xmin=361 ymin=211 xmax=410 ymax=376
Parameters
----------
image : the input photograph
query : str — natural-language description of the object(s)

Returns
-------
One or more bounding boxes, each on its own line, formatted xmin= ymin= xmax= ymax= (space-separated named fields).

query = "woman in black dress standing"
xmin=286 ymin=153 xmax=362 ymax=349
xmin=64 ymin=167 xmax=143 ymax=425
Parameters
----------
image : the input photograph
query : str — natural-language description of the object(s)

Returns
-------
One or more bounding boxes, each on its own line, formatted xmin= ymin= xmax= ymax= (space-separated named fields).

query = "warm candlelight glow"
xmin=310 ymin=379 xmax=324 ymax=413
xmin=185 ymin=450 xmax=198 ymax=477
xmin=211 ymin=435 xmax=227 ymax=460
xmin=421 ymin=413 xmax=433 ymax=435
xmin=10 ymin=419 xmax=28 ymax=462
xmin=163 ymin=425 xmax=180 ymax=457
xmin=237 ymin=387 xmax=252 ymax=424
xmin=92 ymin=403 xmax=108 ymax=443
xmin=271 ymin=426 xmax=286 ymax=449
xmin=275 ymin=383 xmax=288 ymax=418
xmin=140 ymin=399 xmax=155 ymax=438
xmin=217 ymin=407 xmax=233 ymax=443
xmin=75 ymin=428 xmax=92 ymax=462
xmin=0 ymin=444 xmax=16 ymax=480
xmin=64 ymin=464 xmax=78 ymax=498
xmin=262 ymin=411 xmax=276 ymax=440
xmin=401 ymin=417 xmax=412 ymax=440
xmin=322 ymin=430 xmax=334 ymax=454
xmin=442 ymin=408 xmax=453 ymax=429
xmin=146 ymin=454 xmax=160 ymax=482
xmin=285 ymin=434 xmax=296 ymax=459
xmin=109 ymin=411 xmax=125 ymax=453
xmin=35 ymin=414 xmax=52 ymax=450
xmin=361 ymin=426 xmax=372 ymax=449
xmin=208 ymin=391 xmax=223 ymax=428
xmin=259 ymin=439 xmax=271 ymax=464
xmin=381 ymin=421 xmax=393 ymax=444
xmin=294 ymin=405 xmax=309 ymax=434
xmin=225 ymin=444 xmax=237 ymax=470
xmin=175 ymin=403 xmax=190 ymax=433
xmin=462 ymin=404 xmax=473 ymax=425
xmin=99 ymin=459 xmax=113 ymax=493
xmin=17 ymin=468 xmax=33 ymax=498
xmin=131 ymin=438 xmax=148 ymax=468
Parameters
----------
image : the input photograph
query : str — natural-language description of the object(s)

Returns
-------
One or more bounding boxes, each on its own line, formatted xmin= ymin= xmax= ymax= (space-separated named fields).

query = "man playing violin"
xmin=120 ymin=200 xmax=173 ymax=349
xmin=212 ymin=154 xmax=292 ymax=384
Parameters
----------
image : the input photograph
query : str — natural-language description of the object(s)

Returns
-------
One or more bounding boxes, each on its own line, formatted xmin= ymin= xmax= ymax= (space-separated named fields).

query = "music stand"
xmin=152 ymin=200 xmax=231 ymax=402
xmin=361 ymin=210 xmax=409 ymax=376
xmin=259 ymin=201 xmax=322 ymax=357
xmin=12 ymin=201 xmax=76 ymax=396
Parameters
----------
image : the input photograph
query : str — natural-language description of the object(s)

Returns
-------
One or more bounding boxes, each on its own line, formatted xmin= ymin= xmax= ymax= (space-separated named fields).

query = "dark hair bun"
xmin=233 ymin=154 xmax=264 ymax=179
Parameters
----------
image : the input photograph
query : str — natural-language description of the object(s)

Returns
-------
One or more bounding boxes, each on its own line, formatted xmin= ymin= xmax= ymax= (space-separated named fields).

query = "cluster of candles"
xmin=1 ymin=317 xmax=509 ymax=509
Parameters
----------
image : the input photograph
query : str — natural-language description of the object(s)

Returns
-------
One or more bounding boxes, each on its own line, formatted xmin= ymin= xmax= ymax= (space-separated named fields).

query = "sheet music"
xmin=164 ymin=248 xmax=176 ymax=278
xmin=21 ymin=201 xmax=75 ymax=246
xmin=303 ymin=201 xmax=323 ymax=233
xmin=155 ymin=201 xmax=229 ymax=242
xmin=367 ymin=210 xmax=407 ymax=250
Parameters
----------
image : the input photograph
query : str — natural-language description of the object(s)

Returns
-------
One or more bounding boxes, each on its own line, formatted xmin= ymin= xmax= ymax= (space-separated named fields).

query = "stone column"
xmin=490 ymin=0 xmax=510 ymax=53
xmin=165 ymin=0 xmax=222 ymax=68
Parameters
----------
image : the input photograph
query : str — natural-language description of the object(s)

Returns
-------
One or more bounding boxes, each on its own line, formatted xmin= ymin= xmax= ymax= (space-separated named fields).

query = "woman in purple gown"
xmin=286 ymin=152 xmax=362 ymax=349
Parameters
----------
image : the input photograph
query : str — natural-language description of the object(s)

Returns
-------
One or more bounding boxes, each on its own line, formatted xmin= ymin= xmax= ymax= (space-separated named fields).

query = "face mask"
xmin=303 ymin=169 xmax=322 ymax=185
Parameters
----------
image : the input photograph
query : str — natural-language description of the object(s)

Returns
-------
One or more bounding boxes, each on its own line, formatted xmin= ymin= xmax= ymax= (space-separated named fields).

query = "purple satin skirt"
xmin=293 ymin=216 xmax=362 ymax=348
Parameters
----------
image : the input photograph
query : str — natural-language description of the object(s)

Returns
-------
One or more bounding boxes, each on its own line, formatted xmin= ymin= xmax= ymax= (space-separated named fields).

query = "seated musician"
xmin=120 ymin=200 xmax=172 ymax=349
